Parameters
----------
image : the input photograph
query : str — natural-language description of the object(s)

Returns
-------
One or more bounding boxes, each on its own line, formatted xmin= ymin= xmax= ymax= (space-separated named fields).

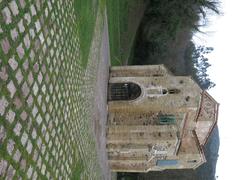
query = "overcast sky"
xmin=193 ymin=0 xmax=240 ymax=179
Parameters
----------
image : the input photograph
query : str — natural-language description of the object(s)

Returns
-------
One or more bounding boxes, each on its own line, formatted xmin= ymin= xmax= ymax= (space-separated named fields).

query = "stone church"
xmin=106 ymin=65 xmax=219 ymax=172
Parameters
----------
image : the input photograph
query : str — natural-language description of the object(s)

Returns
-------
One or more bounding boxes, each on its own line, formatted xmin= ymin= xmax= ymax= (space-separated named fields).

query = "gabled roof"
xmin=195 ymin=91 xmax=219 ymax=146
xmin=192 ymin=130 xmax=207 ymax=169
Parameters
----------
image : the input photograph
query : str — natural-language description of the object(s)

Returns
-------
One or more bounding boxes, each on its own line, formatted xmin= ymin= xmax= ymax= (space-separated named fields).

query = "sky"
xmin=193 ymin=0 xmax=240 ymax=179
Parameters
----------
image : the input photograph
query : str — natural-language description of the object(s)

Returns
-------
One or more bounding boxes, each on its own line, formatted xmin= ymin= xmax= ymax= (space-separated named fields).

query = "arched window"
xmin=108 ymin=83 xmax=141 ymax=101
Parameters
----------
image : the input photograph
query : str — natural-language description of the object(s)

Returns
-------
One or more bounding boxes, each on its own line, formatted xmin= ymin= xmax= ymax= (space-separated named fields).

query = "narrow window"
xmin=185 ymin=96 xmax=190 ymax=102
xmin=187 ymin=160 xmax=197 ymax=163
xmin=156 ymin=160 xmax=178 ymax=166
xmin=168 ymin=88 xmax=181 ymax=94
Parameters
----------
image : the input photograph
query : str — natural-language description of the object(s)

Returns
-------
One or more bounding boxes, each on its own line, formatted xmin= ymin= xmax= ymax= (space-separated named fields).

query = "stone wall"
xmin=107 ymin=65 xmax=207 ymax=173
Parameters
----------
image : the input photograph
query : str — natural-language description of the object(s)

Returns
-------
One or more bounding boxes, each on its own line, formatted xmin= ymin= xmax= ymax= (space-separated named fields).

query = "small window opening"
xmin=185 ymin=96 xmax=190 ymax=102
xmin=168 ymin=88 xmax=181 ymax=94
xmin=162 ymin=89 xmax=168 ymax=94
xmin=187 ymin=160 xmax=197 ymax=163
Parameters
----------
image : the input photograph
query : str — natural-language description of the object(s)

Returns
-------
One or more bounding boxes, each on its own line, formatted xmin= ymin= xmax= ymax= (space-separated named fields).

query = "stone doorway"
xmin=108 ymin=83 xmax=141 ymax=101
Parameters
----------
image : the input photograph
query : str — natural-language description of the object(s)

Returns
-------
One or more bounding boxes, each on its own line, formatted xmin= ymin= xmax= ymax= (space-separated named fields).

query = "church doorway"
xmin=108 ymin=83 xmax=141 ymax=101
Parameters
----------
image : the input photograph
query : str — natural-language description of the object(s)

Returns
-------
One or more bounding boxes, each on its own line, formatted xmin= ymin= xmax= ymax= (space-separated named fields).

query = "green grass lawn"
xmin=74 ymin=0 xmax=106 ymax=68
xmin=73 ymin=0 xmax=147 ymax=66
xmin=0 ymin=0 xmax=105 ymax=179
xmin=74 ymin=0 xmax=99 ymax=68
xmin=106 ymin=0 xmax=148 ymax=66
xmin=0 ymin=0 xmax=147 ymax=179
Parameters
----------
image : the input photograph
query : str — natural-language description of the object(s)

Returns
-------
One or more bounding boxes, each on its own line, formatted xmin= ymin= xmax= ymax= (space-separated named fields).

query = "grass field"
xmin=0 ymin=0 xmax=105 ymax=179
xmin=74 ymin=0 xmax=99 ymax=68
xmin=0 ymin=0 xmax=148 ymax=179
xmin=73 ymin=0 xmax=148 ymax=66
xmin=106 ymin=0 xmax=148 ymax=65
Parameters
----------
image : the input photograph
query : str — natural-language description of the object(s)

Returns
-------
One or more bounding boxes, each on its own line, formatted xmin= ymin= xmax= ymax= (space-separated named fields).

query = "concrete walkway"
xmin=91 ymin=10 xmax=111 ymax=180
xmin=0 ymin=0 xmax=110 ymax=179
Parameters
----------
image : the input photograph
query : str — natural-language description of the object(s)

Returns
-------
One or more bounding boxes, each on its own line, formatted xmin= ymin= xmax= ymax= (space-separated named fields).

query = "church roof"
xmin=195 ymin=91 xmax=219 ymax=146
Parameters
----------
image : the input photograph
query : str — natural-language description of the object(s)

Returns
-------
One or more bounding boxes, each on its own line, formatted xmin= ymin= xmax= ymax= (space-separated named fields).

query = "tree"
xmin=192 ymin=45 xmax=215 ymax=90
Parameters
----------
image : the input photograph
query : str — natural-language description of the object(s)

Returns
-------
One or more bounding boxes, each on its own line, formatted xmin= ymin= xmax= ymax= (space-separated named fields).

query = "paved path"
xmin=91 ymin=11 xmax=111 ymax=180
xmin=0 ymin=1 xmax=109 ymax=179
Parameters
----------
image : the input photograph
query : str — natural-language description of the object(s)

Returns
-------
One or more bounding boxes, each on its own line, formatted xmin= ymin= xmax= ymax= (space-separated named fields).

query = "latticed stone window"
xmin=158 ymin=115 xmax=176 ymax=125
xmin=108 ymin=83 xmax=141 ymax=101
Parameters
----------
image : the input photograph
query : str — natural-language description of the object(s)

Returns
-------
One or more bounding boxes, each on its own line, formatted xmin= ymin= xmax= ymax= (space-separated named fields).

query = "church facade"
xmin=107 ymin=65 xmax=219 ymax=172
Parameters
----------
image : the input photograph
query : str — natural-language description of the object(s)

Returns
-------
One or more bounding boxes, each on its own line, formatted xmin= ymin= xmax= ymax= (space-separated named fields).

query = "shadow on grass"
xmin=107 ymin=0 xmax=148 ymax=66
